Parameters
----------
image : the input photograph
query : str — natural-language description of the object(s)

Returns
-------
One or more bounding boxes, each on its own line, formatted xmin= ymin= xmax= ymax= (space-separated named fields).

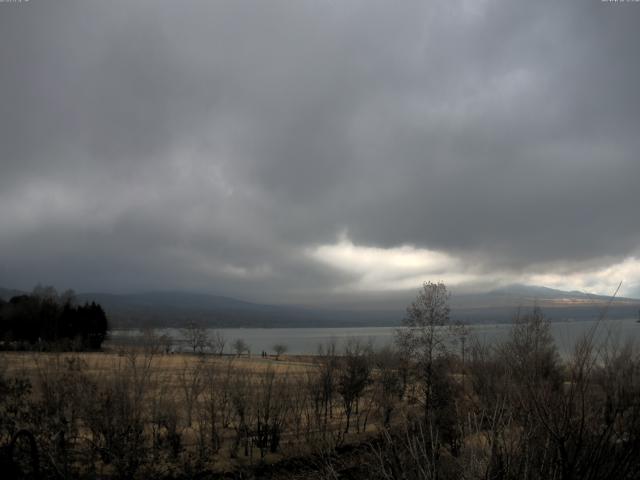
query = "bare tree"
xmin=182 ymin=322 xmax=209 ymax=354
xmin=372 ymin=346 xmax=405 ymax=427
xmin=199 ymin=359 xmax=229 ymax=455
xmin=337 ymin=339 xmax=372 ymax=433
xmin=83 ymin=349 xmax=156 ymax=478
xmin=288 ymin=374 xmax=309 ymax=442
xmin=229 ymin=368 xmax=254 ymax=458
xmin=273 ymin=343 xmax=287 ymax=360
xmin=314 ymin=340 xmax=341 ymax=443
xmin=232 ymin=338 xmax=249 ymax=357
xmin=395 ymin=281 xmax=451 ymax=417
xmin=177 ymin=358 xmax=204 ymax=427
xmin=139 ymin=327 xmax=164 ymax=355
xmin=158 ymin=334 xmax=172 ymax=354
xmin=253 ymin=367 xmax=290 ymax=457
xmin=210 ymin=330 xmax=226 ymax=356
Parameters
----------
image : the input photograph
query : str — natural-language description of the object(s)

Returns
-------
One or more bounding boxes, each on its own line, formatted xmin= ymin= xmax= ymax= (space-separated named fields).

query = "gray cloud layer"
xmin=1 ymin=0 xmax=639 ymax=301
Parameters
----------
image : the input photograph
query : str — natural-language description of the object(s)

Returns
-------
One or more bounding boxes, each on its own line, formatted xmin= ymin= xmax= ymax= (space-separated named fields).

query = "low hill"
xmin=74 ymin=291 xmax=398 ymax=328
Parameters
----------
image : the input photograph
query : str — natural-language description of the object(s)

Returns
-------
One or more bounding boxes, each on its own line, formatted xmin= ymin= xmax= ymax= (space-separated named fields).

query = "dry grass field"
xmin=0 ymin=345 xmax=397 ymax=478
xmin=1 ymin=350 xmax=316 ymax=380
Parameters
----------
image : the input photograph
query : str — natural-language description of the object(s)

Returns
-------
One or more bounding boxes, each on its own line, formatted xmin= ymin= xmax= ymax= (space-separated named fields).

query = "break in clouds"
xmin=1 ymin=0 xmax=639 ymax=303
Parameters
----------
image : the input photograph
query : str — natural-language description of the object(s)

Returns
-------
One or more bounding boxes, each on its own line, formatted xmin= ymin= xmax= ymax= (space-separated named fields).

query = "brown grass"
xmin=0 ymin=350 xmax=317 ymax=389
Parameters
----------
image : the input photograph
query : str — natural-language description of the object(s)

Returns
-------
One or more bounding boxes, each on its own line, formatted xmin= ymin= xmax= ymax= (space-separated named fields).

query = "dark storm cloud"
xmin=1 ymin=0 xmax=639 ymax=301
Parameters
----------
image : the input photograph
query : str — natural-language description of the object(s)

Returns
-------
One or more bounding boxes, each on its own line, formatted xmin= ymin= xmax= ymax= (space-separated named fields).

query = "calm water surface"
xmin=110 ymin=318 xmax=640 ymax=356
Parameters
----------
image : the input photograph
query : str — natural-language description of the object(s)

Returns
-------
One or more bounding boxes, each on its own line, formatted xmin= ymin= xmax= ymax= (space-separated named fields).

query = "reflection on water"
xmin=109 ymin=318 xmax=639 ymax=356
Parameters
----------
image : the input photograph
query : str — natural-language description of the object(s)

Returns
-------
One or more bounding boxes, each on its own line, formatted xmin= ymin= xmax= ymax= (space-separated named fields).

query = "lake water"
xmin=109 ymin=318 xmax=640 ymax=356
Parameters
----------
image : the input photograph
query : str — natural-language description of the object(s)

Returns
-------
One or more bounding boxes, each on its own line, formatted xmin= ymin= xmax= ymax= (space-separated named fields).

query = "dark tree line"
xmin=0 ymin=286 xmax=108 ymax=350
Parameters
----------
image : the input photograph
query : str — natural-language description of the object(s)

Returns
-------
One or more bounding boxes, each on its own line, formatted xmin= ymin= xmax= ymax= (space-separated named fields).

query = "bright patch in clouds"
xmin=308 ymin=235 xmax=640 ymax=297
xmin=527 ymin=257 xmax=640 ymax=298
xmin=307 ymin=234 xmax=481 ymax=292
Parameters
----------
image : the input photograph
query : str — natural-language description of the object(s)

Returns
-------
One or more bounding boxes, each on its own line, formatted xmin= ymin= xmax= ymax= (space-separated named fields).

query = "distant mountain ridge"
xmin=451 ymin=284 xmax=640 ymax=324
xmin=453 ymin=284 xmax=640 ymax=308
xmin=1 ymin=285 xmax=639 ymax=327
xmin=74 ymin=291 xmax=398 ymax=328
xmin=487 ymin=284 xmax=638 ymax=302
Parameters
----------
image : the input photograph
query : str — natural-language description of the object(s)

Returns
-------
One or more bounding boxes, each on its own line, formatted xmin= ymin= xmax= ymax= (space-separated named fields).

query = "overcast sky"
xmin=1 ymin=0 xmax=639 ymax=304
